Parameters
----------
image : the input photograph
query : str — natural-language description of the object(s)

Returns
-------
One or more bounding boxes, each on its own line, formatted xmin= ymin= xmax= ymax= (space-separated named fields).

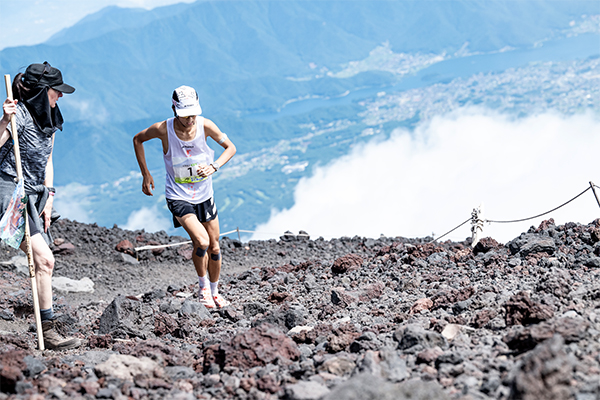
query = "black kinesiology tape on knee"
xmin=211 ymin=252 xmax=221 ymax=261
xmin=196 ymin=247 xmax=208 ymax=257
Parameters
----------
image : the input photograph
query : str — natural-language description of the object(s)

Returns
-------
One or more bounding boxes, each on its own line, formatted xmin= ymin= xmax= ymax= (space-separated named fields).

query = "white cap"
xmin=172 ymin=85 xmax=202 ymax=117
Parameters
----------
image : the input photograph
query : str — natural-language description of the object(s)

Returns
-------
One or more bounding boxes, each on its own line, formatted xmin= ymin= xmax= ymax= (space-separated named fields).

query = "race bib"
xmin=173 ymin=155 xmax=208 ymax=184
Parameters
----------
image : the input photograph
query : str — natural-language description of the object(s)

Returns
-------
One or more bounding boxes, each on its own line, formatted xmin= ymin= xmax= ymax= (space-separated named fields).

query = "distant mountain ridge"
xmin=46 ymin=4 xmax=195 ymax=46
xmin=2 ymin=1 xmax=594 ymax=122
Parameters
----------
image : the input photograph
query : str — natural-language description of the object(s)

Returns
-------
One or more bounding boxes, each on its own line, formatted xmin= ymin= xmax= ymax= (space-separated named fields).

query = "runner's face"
xmin=178 ymin=115 xmax=196 ymax=127
xmin=47 ymin=88 xmax=63 ymax=108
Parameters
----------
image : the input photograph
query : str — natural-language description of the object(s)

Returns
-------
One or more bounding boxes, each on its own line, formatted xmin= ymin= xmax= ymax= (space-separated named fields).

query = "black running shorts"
xmin=166 ymin=197 xmax=218 ymax=228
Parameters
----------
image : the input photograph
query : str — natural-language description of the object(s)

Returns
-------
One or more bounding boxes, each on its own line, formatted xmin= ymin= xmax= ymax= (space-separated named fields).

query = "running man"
xmin=133 ymin=86 xmax=236 ymax=308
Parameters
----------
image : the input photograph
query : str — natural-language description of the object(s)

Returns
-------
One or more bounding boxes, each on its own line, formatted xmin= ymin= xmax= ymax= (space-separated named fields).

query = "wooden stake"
xmin=4 ymin=75 xmax=45 ymax=350
xmin=590 ymin=181 xmax=600 ymax=210
xmin=471 ymin=203 xmax=484 ymax=248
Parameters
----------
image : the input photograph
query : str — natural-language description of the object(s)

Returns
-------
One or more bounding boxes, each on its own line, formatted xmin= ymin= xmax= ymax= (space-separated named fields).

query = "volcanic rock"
xmin=0 ymin=217 xmax=600 ymax=399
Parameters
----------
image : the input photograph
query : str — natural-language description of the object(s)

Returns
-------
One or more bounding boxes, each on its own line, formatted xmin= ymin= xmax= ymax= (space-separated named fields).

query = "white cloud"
xmin=251 ymin=108 xmax=600 ymax=244
xmin=54 ymin=183 xmax=93 ymax=223
xmin=123 ymin=205 xmax=172 ymax=233
xmin=62 ymin=98 xmax=109 ymax=125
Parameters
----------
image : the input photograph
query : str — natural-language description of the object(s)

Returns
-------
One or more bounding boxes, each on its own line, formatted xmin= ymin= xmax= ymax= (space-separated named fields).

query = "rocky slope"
xmin=0 ymin=218 xmax=599 ymax=400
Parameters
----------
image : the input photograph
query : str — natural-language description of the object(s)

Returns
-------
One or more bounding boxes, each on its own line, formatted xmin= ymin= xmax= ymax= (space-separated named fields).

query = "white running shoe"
xmin=213 ymin=293 xmax=230 ymax=308
xmin=199 ymin=287 xmax=216 ymax=309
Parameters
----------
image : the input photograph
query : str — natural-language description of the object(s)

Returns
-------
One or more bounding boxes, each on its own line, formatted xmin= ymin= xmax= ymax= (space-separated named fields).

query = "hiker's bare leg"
xmin=21 ymin=234 xmax=54 ymax=310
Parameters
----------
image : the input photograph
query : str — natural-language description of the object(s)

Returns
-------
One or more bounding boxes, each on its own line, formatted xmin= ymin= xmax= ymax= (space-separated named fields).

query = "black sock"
xmin=40 ymin=308 xmax=54 ymax=321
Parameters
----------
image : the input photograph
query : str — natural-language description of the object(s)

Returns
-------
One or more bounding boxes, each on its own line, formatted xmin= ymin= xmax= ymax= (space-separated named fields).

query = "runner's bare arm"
xmin=202 ymin=118 xmax=236 ymax=176
xmin=133 ymin=121 xmax=168 ymax=196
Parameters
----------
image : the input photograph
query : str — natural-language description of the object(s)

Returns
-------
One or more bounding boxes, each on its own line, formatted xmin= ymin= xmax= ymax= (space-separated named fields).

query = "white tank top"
xmin=163 ymin=117 xmax=214 ymax=204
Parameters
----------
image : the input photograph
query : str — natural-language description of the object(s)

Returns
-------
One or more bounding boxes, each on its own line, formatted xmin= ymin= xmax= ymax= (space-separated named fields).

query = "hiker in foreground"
xmin=0 ymin=62 xmax=82 ymax=350
xmin=133 ymin=86 xmax=236 ymax=309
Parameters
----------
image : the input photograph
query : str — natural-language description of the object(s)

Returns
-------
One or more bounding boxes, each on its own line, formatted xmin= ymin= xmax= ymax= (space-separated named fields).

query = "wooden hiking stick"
xmin=4 ymin=74 xmax=45 ymax=350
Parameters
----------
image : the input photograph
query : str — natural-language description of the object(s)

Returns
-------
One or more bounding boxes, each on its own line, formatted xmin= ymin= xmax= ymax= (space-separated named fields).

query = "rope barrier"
xmin=429 ymin=218 xmax=471 ymax=243
xmin=484 ymin=186 xmax=591 ymax=224
xmin=135 ymin=241 xmax=192 ymax=252
xmin=431 ymin=183 xmax=600 ymax=244
xmin=135 ymin=181 xmax=600 ymax=251
xmin=134 ymin=229 xmax=311 ymax=252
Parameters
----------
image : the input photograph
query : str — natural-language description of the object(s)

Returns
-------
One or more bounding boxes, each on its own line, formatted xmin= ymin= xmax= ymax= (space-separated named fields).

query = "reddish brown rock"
xmin=115 ymin=239 xmax=135 ymax=256
xmin=416 ymin=347 xmax=444 ymax=364
xmin=509 ymin=335 xmax=574 ymax=400
xmin=591 ymin=227 xmax=600 ymax=243
xmin=53 ymin=242 xmax=76 ymax=255
xmin=358 ymin=282 xmax=385 ymax=302
xmin=88 ymin=334 xmax=113 ymax=349
xmin=177 ymin=245 xmax=193 ymax=260
xmin=203 ymin=323 xmax=300 ymax=372
xmin=503 ymin=317 xmax=589 ymax=353
xmin=504 ymin=291 xmax=554 ymax=326
xmin=470 ymin=309 xmax=498 ymax=328
xmin=472 ymin=237 xmax=502 ymax=255
xmin=0 ymin=350 xmax=26 ymax=393
xmin=257 ymin=374 xmax=280 ymax=394
xmin=0 ymin=334 xmax=30 ymax=350
xmin=552 ymin=317 xmax=590 ymax=343
xmin=431 ymin=287 xmax=475 ymax=310
xmin=503 ymin=325 xmax=554 ymax=354
xmin=145 ymin=240 xmax=165 ymax=256
xmin=291 ymin=323 xmax=333 ymax=345
xmin=331 ymin=254 xmax=363 ymax=274
xmin=327 ymin=322 xmax=361 ymax=353
xmin=268 ymin=291 xmax=291 ymax=304
xmin=536 ymin=219 xmax=556 ymax=232
xmin=154 ymin=313 xmax=178 ymax=336
xmin=80 ymin=380 xmax=100 ymax=396
xmin=410 ymin=298 xmax=434 ymax=315
xmin=239 ymin=377 xmax=256 ymax=392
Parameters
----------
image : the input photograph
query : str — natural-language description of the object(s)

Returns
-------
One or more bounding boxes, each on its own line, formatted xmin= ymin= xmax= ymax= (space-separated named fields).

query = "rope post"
xmin=590 ymin=181 xmax=600 ymax=209
xmin=236 ymin=227 xmax=241 ymax=242
xmin=471 ymin=203 xmax=484 ymax=248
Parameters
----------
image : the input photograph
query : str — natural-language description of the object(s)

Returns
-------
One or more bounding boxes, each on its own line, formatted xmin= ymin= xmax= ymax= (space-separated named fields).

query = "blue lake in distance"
xmin=249 ymin=33 xmax=600 ymax=122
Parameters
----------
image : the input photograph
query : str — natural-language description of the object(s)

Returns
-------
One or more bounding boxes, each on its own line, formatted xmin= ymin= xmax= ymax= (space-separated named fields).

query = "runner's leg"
xmin=203 ymin=216 xmax=228 ymax=307
xmin=176 ymin=213 xmax=210 ymax=277
xmin=202 ymin=215 xmax=221 ymax=283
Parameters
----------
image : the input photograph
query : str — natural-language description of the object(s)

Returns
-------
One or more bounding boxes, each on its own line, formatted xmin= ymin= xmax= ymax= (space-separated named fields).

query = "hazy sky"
xmin=0 ymin=0 xmax=196 ymax=50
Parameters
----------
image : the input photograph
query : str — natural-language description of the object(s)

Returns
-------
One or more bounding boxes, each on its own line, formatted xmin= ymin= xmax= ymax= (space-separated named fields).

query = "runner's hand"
xmin=142 ymin=175 xmax=155 ymax=196
xmin=197 ymin=164 xmax=214 ymax=178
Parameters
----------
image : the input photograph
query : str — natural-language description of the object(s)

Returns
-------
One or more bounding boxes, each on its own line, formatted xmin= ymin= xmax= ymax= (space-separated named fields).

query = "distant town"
xmin=358 ymin=57 xmax=599 ymax=126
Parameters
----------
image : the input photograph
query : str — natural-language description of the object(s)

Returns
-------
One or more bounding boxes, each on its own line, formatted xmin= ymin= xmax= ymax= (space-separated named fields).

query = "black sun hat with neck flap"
xmin=23 ymin=61 xmax=75 ymax=94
